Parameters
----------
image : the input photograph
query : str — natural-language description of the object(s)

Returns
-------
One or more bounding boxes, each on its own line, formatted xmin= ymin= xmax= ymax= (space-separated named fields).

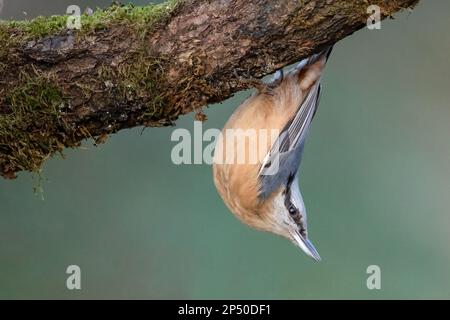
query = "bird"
xmin=213 ymin=47 xmax=332 ymax=261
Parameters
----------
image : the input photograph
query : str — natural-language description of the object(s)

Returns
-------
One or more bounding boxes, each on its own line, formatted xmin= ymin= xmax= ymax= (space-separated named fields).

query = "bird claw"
xmin=270 ymin=69 xmax=284 ymax=86
xmin=239 ymin=77 xmax=272 ymax=95
xmin=234 ymin=69 xmax=285 ymax=95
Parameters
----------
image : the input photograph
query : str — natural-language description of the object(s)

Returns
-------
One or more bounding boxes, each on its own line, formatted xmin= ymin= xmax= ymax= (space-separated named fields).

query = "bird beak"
xmin=291 ymin=231 xmax=321 ymax=262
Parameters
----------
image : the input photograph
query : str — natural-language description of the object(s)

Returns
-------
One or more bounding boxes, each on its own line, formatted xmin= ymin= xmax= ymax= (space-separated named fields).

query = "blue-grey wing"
xmin=257 ymin=81 xmax=321 ymax=199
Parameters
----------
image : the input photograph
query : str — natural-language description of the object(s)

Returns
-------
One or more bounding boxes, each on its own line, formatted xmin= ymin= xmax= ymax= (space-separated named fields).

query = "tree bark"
xmin=0 ymin=0 xmax=420 ymax=179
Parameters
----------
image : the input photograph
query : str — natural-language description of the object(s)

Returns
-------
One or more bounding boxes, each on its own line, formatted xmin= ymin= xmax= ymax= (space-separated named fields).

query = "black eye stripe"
xmin=284 ymin=185 xmax=295 ymax=213
xmin=283 ymin=184 xmax=305 ymax=235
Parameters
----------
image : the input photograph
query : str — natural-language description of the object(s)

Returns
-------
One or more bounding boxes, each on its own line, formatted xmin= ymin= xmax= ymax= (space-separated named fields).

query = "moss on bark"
xmin=0 ymin=0 xmax=421 ymax=179
xmin=0 ymin=1 xmax=183 ymax=178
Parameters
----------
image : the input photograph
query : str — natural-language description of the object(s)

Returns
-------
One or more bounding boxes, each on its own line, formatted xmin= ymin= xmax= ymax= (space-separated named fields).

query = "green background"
xmin=1 ymin=0 xmax=449 ymax=299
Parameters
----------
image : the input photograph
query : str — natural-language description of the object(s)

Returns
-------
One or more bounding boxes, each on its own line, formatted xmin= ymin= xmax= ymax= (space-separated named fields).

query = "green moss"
xmin=0 ymin=25 xmax=14 ymax=62
xmin=0 ymin=45 xmax=171 ymax=178
xmin=6 ymin=15 xmax=68 ymax=39
xmin=0 ymin=0 xmax=183 ymax=40
xmin=6 ymin=72 xmax=63 ymax=117
xmin=0 ymin=71 xmax=70 ymax=176
xmin=97 ymin=47 xmax=169 ymax=117
xmin=0 ymin=1 xmax=184 ymax=177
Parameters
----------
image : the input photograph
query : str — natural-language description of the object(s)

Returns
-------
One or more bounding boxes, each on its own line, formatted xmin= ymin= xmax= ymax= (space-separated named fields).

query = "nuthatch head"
xmin=213 ymin=48 xmax=332 ymax=261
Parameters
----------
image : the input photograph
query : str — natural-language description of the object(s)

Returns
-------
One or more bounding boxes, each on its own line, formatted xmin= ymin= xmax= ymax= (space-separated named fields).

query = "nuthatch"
xmin=213 ymin=48 xmax=332 ymax=261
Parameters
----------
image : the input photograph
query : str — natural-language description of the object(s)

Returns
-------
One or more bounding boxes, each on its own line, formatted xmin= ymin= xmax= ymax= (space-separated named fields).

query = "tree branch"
xmin=0 ymin=0 xmax=419 ymax=179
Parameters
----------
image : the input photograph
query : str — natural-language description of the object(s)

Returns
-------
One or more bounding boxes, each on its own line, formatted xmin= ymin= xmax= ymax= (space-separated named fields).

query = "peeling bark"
xmin=0 ymin=0 xmax=420 ymax=179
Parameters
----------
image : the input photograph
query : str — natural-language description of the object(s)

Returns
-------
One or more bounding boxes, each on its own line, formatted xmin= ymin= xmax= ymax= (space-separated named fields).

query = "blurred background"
xmin=1 ymin=0 xmax=450 ymax=299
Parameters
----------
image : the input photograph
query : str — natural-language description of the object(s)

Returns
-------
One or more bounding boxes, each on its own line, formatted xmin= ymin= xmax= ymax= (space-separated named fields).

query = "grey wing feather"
xmin=258 ymin=81 xmax=321 ymax=199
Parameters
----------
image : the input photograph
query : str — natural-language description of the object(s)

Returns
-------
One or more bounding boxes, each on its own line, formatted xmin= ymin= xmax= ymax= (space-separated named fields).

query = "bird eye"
xmin=288 ymin=205 xmax=296 ymax=215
